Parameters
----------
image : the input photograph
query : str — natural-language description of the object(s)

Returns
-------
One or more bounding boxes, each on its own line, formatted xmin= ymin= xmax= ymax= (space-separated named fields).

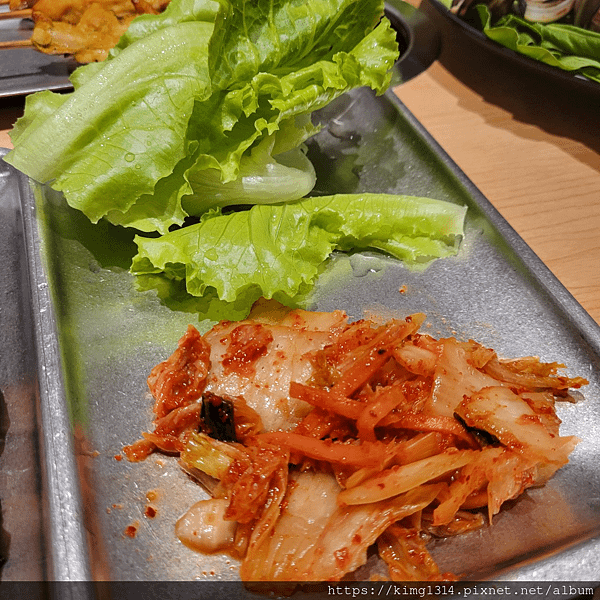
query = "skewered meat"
xmin=17 ymin=0 xmax=170 ymax=62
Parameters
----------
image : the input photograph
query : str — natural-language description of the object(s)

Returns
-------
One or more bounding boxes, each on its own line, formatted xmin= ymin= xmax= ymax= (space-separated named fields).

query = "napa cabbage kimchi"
xmin=123 ymin=300 xmax=587 ymax=582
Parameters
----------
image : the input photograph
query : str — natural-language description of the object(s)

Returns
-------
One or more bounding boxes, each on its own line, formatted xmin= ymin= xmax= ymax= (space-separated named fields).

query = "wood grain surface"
xmin=1 ymin=9 xmax=599 ymax=325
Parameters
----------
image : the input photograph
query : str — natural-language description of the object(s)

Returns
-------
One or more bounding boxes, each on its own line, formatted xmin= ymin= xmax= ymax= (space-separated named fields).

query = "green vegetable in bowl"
xmin=476 ymin=4 xmax=600 ymax=83
xmin=443 ymin=0 xmax=600 ymax=84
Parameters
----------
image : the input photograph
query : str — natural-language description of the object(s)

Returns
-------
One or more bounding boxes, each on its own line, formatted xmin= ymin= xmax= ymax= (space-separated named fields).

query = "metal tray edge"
xmin=385 ymin=90 xmax=600 ymax=354
xmin=2 ymin=148 xmax=94 ymax=584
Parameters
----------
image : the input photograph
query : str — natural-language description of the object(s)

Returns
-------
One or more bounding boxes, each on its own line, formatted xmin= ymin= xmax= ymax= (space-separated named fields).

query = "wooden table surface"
xmin=1 ymin=7 xmax=599 ymax=327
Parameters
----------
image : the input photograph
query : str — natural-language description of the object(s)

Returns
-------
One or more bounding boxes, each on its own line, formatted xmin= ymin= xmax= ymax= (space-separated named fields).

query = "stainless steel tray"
xmin=1 ymin=77 xmax=600 ymax=590
xmin=0 ymin=10 xmax=76 ymax=99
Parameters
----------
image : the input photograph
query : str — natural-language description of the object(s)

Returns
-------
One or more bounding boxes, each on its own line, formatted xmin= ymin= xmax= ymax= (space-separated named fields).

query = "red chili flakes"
xmin=144 ymin=505 xmax=157 ymax=519
xmin=221 ymin=324 xmax=273 ymax=377
xmin=124 ymin=521 xmax=139 ymax=538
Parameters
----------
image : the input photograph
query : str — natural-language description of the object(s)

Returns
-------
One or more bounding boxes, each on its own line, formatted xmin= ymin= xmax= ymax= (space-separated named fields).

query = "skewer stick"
xmin=0 ymin=38 xmax=33 ymax=48
xmin=0 ymin=8 xmax=32 ymax=19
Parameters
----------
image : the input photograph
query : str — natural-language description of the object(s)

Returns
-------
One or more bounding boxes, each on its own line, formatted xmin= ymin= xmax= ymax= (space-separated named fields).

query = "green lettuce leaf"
xmin=131 ymin=193 xmax=467 ymax=319
xmin=208 ymin=0 xmax=394 ymax=90
xmin=182 ymin=138 xmax=317 ymax=213
xmin=475 ymin=5 xmax=600 ymax=83
xmin=4 ymin=0 xmax=399 ymax=234
xmin=110 ymin=0 xmax=221 ymax=56
xmin=6 ymin=19 xmax=216 ymax=231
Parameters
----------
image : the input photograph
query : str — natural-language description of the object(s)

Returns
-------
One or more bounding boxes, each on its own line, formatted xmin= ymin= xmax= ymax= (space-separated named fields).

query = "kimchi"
xmin=123 ymin=299 xmax=587 ymax=582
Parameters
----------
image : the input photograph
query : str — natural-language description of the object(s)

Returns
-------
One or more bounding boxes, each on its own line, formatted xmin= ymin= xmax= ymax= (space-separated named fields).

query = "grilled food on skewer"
xmin=0 ymin=0 xmax=170 ymax=62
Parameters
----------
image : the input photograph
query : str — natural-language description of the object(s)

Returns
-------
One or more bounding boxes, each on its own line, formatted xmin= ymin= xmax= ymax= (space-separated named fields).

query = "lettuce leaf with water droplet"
xmin=131 ymin=193 xmax=467 ymax=319
xmin=4 ymin=0 xmax=399 ymax=234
